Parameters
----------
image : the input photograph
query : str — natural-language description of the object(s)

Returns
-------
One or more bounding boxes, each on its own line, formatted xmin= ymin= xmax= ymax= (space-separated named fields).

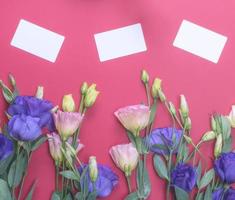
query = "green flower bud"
xmin=62 ymin=94 xmax=75 ymax=112
xmin=89 ymin=156 xmax=98 ymax=182
xmin=35 ymin=86 xmax=44 ymax=99
xmin=211 ymin=116 xmax=217 ymax=132
xmin=141 ymin=70 xmax=149 ymax=84
xmin=84 ymin=84 xmax=99 ymax=108
xmin=183 ymin=135 xmax=192 ymax=144
xmin=81 ymin=82 xmax=88 ymax=95
xmin=8 ymin=74 xmax=16 ymax=87
xmin=180 ymin=95 xmax=189 ymax=118
xmin=214 ymin=134 xmax=222 ymax=157
xmin=201 ymin=131 xmax=216 ymax=142
xmin=184 ymin=117 xmax=192 ymax=131
xmin=151 ymin=78 xmax=162 ymax=98
xmin=158 ymin=89 xmax=166 ymax=102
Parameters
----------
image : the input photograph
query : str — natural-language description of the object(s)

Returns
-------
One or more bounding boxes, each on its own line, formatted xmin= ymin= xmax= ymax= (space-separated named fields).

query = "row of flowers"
xmin=0 ymin=71 xmax=235 ymax=200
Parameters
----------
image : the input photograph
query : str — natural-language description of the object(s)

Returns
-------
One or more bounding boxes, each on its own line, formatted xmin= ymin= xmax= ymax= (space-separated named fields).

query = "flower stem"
xmin=125 ymin=175 xmax=132 ymax=193
xmin=55 ymin=163 xmax=59 ymax=192
xmin=166 ymin=151 xmax=173 ymax=200
xmin=144 ymin=83 xmax=151 ymax=107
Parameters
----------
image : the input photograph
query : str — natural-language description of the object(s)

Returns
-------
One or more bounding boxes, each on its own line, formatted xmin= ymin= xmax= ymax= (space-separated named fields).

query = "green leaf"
xmin=221 ymin=116 xmax=231 ymax=139
xmin=31 ymin=136 xmax=47 ymax=151
xmin=75 ymin=192 xmax=83 ymax=200
xmin=126 ymin=131 xmax=136 ymax=146
xmin=125 ymin=192 xmax=139 ymax=200
xmin=196 ymin=161 xmax=202 ymax=188
xmin=174 ymin=186 xmax=189 ymax=200
xmin=222 ymin=137 xmax=232 ymax=153
xmin=153 ymin=155 xmax=168 ymax=180
xmin=0 ymin=179 xmax=12 ymax=200
xmin=51 ymin=192 xmax=60 ymax=200
xmin=149 ymin=100 xmax=157 ymax=124
xmin=65 ymin=193 xmax=73 ymax=200
xmin=87 ymin=191 xmax=97 ymax=200
xmin=195 ymin=192 xmax=204 ymax=200
xmin=60 ymin=170 xmax=79 ymax=181
xmin=0 ymin=81 xmax=14 ymax=103
xmin=199 ymin=169 xmax=214 ymax=190
xmin=204 ymin=184 xmax=212 ymax=200
xmin=25 ymin=180 xmax=37 ymax=200
xmin=8 ymin=151 xmax=27 ymax=187
xmin=0 ymin=154 xmax=14 ymax=175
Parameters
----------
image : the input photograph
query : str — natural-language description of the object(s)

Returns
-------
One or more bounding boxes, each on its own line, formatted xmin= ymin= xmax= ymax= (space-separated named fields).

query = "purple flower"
xmin=8 ymin=96 xmax=54 ymax=130
xmin=171 ymin=163 xmax=197 ymax=192
xmin=8 ymin=114 xmax=41 ymax=141
xmin=214 ymin=152 xmax=235 ymax=184
xmin=0 ymin=134 xmax=13 ymax=161
xmin=146 ymin=127 xmax=183 ymax=155
xmin=212 ymin=187 xmax=235 ymax=200
xmin=79 ymin=164 xmax=118 ymax=197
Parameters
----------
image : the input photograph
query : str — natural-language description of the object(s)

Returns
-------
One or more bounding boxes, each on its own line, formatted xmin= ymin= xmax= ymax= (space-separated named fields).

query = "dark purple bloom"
xmin=171 ymin=163 xmax=197 ymax=192
xmin=212 ymin=187 xmax=235 ymax=200
xmin=212 ymin=188 xmax=224 ymax=200
xmin=8 ymin=96 xmax=54 ymax=130
xmin=79 ymin=164 xmax=118 ymax=197
xmin=146 ymin=127 xmax=183 ymax=154
xmin=8 ymin=114 xmax=41 ymax=141
xmin=0 ymin=134 xmax=14 ymax=161
xmin=214 ymin=152 xmax=235 ymax=184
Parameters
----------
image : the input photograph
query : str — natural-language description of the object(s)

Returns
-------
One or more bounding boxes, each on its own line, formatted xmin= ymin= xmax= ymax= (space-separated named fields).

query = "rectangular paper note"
xmin=173 ymin=20 xmax=227 ymax=63
xmin=11 ymin=19 xmax=65 ymax=62
xmin=94 ymin=23 xmax=147 ymax=62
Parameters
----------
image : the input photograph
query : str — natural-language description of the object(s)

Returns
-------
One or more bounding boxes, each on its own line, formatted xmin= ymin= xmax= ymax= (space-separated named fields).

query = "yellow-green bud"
xmin=36 ymin=86 xmax=44 ymax=99
xmin=184 ymin=117 xmax=192 ymax=131
xmin=151 ymin=78 xmax=162 ymax=98
xmin=81 ymin=82 xmax=88 ymax=95
xmin=211 ymin=116 xmax=217 ymax=132
xmin=158 ymin=89 xmax=166 ymax=102
xmin=89 ymin=156 xmax=98 ymax=182
xmin=62 ymin=94 xmax=75 ymax=112
xmin=201 ymin=131 xmax=216 ymax=142
xmin=169 ymin=102 xmax=176 ymax=116
xmin=180 ymin=95 xmax=189 ymax=118
xmin=214 ymin=134 xmax=222 ymax=157
xmin=8 ymin=74 xmax=16 ymax=87
xmin=84 ymin=84 xmax=99 ymax=108
xmin=184 ymin=135 xmax=192 ymax=144
xmin=141 ymin=70 xmax=149 ymax=84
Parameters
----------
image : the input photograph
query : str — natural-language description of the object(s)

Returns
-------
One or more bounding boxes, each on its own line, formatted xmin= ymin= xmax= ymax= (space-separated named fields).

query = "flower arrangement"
xmin=0 ymin=71 xmax=235 ymax=200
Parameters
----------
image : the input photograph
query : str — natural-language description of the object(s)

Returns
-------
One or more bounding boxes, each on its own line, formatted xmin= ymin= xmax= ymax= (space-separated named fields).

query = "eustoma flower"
xmin=114 ymin=104 xmax=150 ymax=137
xmin=79 ymin=164 xmax=118 ymax=197
xmin=8 ymin=95 xmax=54 ymax=130
xmin=146 ymin=127 xmax=183 ymax=155
xmin=8 ymin=114 xmax=41 ymax=141
xmin=47 ymin=132 xmax=63 ymax=164
xmin=53 ymin=110 xmax=83 ymax=141
xmin=0 ymin=133 xmax=13 ymax=161
xmin=214 ymin=152 xmax=235 ymax=184
xmin=212 ymin=187 xmax=235 ymax=200
xmin=171 ymin=163 xmax=197 ymax=192
xmin=109 ymin=143 xmax=139 ymax=176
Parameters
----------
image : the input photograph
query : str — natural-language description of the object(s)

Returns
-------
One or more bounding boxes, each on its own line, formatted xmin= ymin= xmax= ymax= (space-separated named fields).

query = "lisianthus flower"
xmin=114 ymin=104 xmax=150 ymax=137
xmin=8 ymin=96 xmax=54 ymax=130
xmin=8 ymin=114 xmax=41 ymax=141
xmin=214 ymin=152 xmax=235 ymax=184
xmin=79 ymin=164 xmax=118 ymax=197
xmin=171 ymin=163 xmax=197 ymax=192
xmin=53 ymin=110 xmax=83 ymax=141
xmin=47 ymin=132 xmax=63 ymax=164
xmin=146 ymin=127 xmax=183 ymax=155
xmin=212 ymin=187 xmax=235 ymax=200
xmin=0 ymin=133 xmax=14 ymax=161
xmin=109 ymin=143 xmax=139 ymax=176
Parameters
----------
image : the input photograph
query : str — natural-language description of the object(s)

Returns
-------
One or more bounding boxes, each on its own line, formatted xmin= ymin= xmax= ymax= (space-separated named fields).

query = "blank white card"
xmin=11 ymin=19 xmax=65 ymax=62
xmin=173 ymin=20 xmax=227 ymax=63
xmin=94 ymin=23 xmax=147 ymax=62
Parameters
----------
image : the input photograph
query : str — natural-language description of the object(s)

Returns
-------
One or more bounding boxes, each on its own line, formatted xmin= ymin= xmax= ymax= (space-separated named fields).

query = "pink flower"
xmin=47 ymin=132 xmax=63 ymax=164
xmin=53 ymin=110 xmax=83 ymax=141
xmin=114 ymin=104 xmax=150 ymax=136
xmin=109 ymin=143 xmax=139 ymax=176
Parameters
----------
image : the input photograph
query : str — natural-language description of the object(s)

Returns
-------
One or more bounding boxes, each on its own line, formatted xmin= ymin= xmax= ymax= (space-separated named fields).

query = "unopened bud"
xmin=214 ymin=134 xmax=222 ymax=157
xmin=211 ymin=116 xmax=217 ymax=132
xmin=36 ymin=86 xmax=44 ymax=99
xmin=62 ymin=94 xmax=75 ymax=112
xmin=141 ymin=70 xmax=149 ymax=84
xmin=8 ymin=74 xmax=16 ymax=87
xmin=184 ymin=117 xmax=192 ymax=131
xmin=201 ymin=131 xmax=216 ymax=142
xmin=89 ymin=156 xmax=98 ymax=182
xmin=169 ymin=102 xmax=176 ymax=116
xmin=158 ymin=89 xmax=166 ymax=102
xmin=180 ymin=95 xmax=189 ymax=118
xmin=81 ymin=82 xmax=88 ymax=95
xmin=84 ymin=84 xmax=99 ymax=108
xmin=151 ymin=78 xmax=162 ymax=98
xmin=184 ymin=135 xmax=192 ymax=144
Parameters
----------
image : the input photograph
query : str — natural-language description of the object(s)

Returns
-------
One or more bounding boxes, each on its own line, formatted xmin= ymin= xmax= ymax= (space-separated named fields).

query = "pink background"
xmin=1 ymin=0 xmax=235 ymax=199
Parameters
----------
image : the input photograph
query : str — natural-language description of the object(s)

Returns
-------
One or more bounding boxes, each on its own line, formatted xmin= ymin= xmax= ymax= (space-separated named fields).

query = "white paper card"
xmin=11 ymin=19 xmax=65 ymax=62
xmin=173 ymin=20 xmax=227 ymax=63
xmin=94 ymin=23 xmax=147 ymax=62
